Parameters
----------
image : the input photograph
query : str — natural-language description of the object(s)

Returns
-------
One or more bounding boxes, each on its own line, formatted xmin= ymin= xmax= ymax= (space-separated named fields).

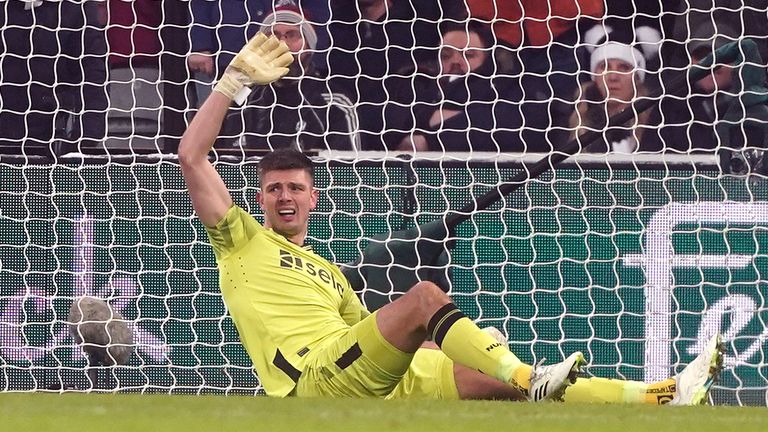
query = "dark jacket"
xmin=644 ymin=93 xmax=729 ymax=153
xmin=0 ymin=1 xmax=108 ymax=152
xmin=219 ymin=71 xmax=359 ymax=151
xmin=380 ymin=61 xmax=525 ymax=152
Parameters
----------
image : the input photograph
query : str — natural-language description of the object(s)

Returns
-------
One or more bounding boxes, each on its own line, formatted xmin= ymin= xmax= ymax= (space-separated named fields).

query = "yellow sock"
xmin=564 ymin=377 xmax=677 ymax=404
xmin=428 ymin=304 xmax=532 ymax=390
xmin=564 ymin=377 xmax=624 ymax=403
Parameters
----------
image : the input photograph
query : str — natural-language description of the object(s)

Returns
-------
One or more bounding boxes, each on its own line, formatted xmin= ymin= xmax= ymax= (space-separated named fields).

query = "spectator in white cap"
xmin=567 ymin=24 xmax=663 ymax=153
xmin=218 ymin=0 xmax=359 ymax=152
xmin=188 ymin=0 xmax=330 ymax=106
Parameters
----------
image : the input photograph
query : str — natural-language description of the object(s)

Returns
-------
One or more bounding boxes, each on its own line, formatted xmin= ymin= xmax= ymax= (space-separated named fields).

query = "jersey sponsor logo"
xmin=279 ymin=249 xmax=344 ymax=297
xmin=647 ymin=384 xmax=676 ymax=394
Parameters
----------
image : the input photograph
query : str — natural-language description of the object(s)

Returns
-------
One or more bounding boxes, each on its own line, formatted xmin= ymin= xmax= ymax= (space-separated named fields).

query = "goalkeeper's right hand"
xmin=213 ymin=33 xmax=294 ymax=105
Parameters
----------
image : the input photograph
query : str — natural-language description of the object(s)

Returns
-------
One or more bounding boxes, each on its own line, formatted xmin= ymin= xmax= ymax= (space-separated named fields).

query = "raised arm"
xmin=178 ymin=92 xmax=233 ymax=227
xmin=179 ymin=34 xmax=293 ymax=227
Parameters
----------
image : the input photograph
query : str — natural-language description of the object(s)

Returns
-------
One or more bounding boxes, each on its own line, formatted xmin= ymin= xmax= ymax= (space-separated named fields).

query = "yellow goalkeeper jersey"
xmin=206 ymin=205 xmax=370 ymax=397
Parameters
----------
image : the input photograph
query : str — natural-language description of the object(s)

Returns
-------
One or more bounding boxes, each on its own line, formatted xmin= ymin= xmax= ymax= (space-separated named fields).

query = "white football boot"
xmin=529 ymin=351 xmax=586 ymax=402
xmin=482 ymin=327 xmax=585 ymax=402
xmin=669 ymin=333 xmax=724 ymax=405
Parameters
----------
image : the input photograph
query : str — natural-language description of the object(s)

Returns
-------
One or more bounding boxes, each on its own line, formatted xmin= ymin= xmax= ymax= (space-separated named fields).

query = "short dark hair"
xmin=257 ymin=148 xmax=314 ymax=183
xmin=439 ymin=20 xmax=495 ymax=50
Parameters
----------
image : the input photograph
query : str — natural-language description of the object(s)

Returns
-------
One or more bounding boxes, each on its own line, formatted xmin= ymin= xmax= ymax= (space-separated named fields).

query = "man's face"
xmin=594 ymin=58 xmax=637 ymax=103
xmin=257 ymin=168 xmax=318 ymax=243
xmin=439 ymin=30 xmax=487 ymax=77
xmin=269 ymin=23 xmax=305 ymax=55
xmin=267 ymin=22 xmax=310 ymax=76
xmin=692 ymin=55 xmax=734 ymax=94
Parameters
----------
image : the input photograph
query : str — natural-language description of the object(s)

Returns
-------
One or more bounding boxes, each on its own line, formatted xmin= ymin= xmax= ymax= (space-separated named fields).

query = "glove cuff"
xmin=213 ymin=73 xmax=244 ymax=101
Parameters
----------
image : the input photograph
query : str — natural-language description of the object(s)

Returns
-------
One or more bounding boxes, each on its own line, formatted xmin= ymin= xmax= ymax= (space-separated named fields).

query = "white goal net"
xmin=1 ymin=0 xmax=767 ymax=406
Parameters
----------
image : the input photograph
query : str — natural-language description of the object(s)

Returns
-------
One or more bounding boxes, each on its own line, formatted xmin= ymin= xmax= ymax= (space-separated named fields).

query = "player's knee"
xmin=410 ymin=281 xmax=450 ymax=311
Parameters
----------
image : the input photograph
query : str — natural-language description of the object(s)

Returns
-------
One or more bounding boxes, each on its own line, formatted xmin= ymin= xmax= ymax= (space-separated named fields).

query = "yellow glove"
xmin=213 ymin=33 xmax=294 ymax=105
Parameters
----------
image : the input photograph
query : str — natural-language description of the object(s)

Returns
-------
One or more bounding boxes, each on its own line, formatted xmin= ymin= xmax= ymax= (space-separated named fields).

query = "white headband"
xmin=260 ymin=10 xmax=318 ymax=52
xmin=590 ymin=42 xmax=647 ymax=82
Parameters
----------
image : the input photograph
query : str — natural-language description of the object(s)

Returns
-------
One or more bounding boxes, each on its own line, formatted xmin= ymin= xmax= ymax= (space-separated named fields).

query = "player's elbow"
xmin=178 ymin=137 xmax=207 ymax=170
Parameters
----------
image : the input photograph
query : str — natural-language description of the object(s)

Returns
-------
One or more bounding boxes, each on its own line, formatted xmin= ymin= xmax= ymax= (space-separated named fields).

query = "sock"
xmin=564 ymin=377 xmax=677 ymax=404
xmin=427 ymin=303 xmax=533 ymax=390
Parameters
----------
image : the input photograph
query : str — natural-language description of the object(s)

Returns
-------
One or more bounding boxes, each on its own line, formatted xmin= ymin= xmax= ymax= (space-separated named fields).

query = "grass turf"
xmin=1 ymin=393 xmax=766 ymax=432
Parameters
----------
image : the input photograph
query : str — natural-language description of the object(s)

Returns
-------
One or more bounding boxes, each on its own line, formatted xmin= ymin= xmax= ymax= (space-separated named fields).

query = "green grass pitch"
xmin=2 ymin=393 xmax=766 ymax=432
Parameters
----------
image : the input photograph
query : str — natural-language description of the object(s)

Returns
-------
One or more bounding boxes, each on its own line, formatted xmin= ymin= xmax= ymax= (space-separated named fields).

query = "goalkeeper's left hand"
xmin=213 ymin=33 xmax=294 ymax=105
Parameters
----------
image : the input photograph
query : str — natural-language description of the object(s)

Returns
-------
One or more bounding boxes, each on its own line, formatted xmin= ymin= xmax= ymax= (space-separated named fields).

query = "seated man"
xmin=326 ymin=0 xmax=466 ymax=151
xmin=649 ymin=25 xmax=739 ymax=153
xmin=385 ymin=22 xmax=524 ymax=152
xmin=179 ymin=31 xmax=723 ymax=403
xmin=216 ymin=1 xmax=358 ymax=151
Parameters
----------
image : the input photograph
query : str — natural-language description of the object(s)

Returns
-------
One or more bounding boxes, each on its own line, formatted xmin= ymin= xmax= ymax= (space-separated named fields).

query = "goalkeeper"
xmin=179 ymin=32 xmax=723 ymax=403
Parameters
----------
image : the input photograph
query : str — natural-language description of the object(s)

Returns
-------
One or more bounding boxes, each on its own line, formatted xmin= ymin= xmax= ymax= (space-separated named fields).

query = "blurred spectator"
xmin=218 ymin=1 xmax=358 ymax=151
xmin=465 ymin=0 xmax=605 ymax=152
xmin=188 ymin=0 xmax=270 ymax=105
xmin=466 ymin=0 xmax=604 ymax=50
xmin=568 ymin=24 xmax=663 ymax=153
xmin=670 ymin=0 xmax=768 ymax=66
xmin=0 ymin=0 xmax=108 ymax=155
xmin=188 ymin=0 xmax=330 ymax=105
xmin=106 ymin=0 xmax=161 ymax=68
xmin=386 ymin=22 xmax=524 ymax=152
xmin=688 ymin=30 xmax=737 ymax=97
xmin=327 ymin=0 xmax=466 ymax=149
xmin=645 ymin=0 xmax=768 ymax=153
xmin=647 ymin=22 xmax=740 ymax=153
xmin=687 ymin=25 xmax=738 ymax=116
xmin=607 ymin=0 xmax=679 ymax=66
xmin=327 ymin=0 xmax=464 ymax=78
xmin=102 ymin=0 xmax=165 ymax=149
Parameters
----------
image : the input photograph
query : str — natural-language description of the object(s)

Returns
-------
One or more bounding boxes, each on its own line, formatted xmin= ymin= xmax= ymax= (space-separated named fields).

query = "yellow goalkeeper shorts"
xmin=294 ymin=311 xmax=459 ymax=400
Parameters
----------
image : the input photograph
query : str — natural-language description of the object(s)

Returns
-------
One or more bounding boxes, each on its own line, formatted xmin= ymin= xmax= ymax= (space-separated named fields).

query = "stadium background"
xmin=1 ymin=0 xmax=767 ymax=408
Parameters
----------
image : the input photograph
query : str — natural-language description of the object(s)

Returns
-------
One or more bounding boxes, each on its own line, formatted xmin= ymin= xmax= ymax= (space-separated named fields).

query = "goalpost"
xmin=1 ymin=1 xmax=767 ymax=406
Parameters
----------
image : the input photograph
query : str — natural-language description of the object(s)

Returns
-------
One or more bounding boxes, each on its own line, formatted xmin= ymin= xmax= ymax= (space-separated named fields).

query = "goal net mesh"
xmin=0 ymin=1 xmax=767 ymax=406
